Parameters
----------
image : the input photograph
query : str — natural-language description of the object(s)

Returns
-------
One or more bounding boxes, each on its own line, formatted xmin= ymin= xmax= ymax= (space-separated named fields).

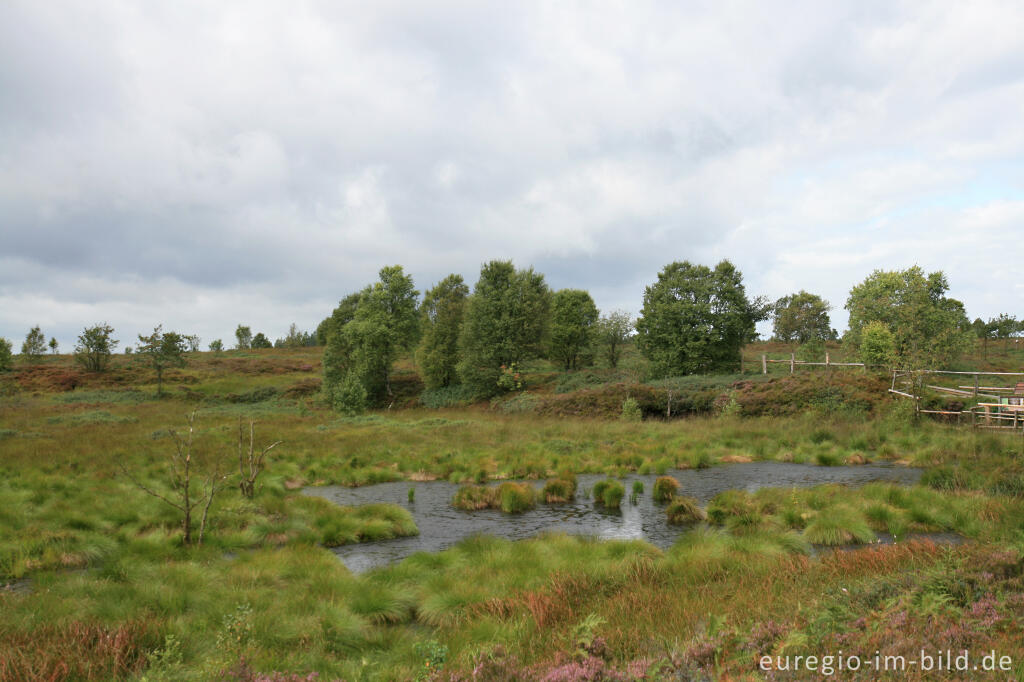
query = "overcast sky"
xmin=2 ymin=1 xmax=1023 ymax=349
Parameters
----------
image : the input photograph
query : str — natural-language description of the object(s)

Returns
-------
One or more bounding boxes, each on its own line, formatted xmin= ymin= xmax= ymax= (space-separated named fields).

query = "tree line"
xmin=1 ymin=262 xmax=1020 ymax=405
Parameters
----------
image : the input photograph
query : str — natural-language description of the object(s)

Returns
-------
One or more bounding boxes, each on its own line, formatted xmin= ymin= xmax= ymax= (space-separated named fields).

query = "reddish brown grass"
xmin=0 ymin=620 xmax=157 ymax=682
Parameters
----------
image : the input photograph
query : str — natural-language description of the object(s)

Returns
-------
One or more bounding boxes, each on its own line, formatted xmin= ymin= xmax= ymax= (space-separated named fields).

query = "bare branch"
xmin=117 ymin=459 xmax=187 ymax=513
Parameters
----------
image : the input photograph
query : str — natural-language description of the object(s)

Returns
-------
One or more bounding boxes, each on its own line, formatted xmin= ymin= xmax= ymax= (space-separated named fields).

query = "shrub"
xmin=542 ymin=478 xmax=576 ymax=503
xmin=0 ymin=337 xmax=12 ymax=372
xmin=593 ymin=479 xmax=624 ymax=508
xmin=620 ymin=397 xmax=642 ymax=422
xmin=652 ymin=475 xmax=680 ymax=503
xmin=74 ymin=323 xmax=118 ymax=372
xmin=666 ymin=496 xmax=705 ymax=524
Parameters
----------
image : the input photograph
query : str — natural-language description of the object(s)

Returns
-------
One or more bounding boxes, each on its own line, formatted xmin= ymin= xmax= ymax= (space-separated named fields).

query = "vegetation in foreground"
xmin=1 ymin=347 xmax=1024 ymax=679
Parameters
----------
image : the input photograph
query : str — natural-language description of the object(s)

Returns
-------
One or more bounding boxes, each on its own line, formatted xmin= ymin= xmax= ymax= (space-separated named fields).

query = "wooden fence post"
xmin=973 ymin=374 xmax=978 ymax=397
xmin=761 ymin=354 xmax=767 ymax=375
xmin=790 ymin=353 xmax=795 ymax=374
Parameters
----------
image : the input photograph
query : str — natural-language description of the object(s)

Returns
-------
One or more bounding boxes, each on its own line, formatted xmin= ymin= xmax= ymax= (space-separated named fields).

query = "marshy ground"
xmin=1 ymin=345 xmax=1023 ymax=680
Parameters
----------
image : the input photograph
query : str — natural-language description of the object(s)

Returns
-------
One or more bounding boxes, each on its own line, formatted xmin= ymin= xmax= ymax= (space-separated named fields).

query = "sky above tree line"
xmin=2 ymin=1 xmax=1023 ymax=348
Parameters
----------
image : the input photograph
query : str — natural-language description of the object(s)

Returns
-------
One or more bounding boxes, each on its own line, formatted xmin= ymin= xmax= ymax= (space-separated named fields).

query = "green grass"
xmin=665 ymin=496 xmax=705 ymax=524
xmin=3 ymin=346 xmax=1024 ymax=679
xmin=652 ymin=475 xmax=680 ymax=503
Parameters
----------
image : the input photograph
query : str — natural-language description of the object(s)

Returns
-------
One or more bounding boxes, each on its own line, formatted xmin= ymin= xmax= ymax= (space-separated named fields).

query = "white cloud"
xmin=1 ymin=0 xmax=1023 ymax=346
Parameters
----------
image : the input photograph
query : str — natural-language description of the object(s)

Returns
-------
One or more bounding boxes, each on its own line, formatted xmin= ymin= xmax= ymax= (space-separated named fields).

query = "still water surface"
xmin=304 ymin=461 xmax=922 ymax=573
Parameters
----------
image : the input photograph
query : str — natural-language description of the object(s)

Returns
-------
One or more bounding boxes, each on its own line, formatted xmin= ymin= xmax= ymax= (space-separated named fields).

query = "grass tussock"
xmin=652 ymin=476 xmax=680 ymax=503
xmin=451 ymin=483 xmax=537 ymax=513
xmin=592 ymin=480 xmax=625 ymax=509
xmin=665 ymin=496 xmax=705 ymax=524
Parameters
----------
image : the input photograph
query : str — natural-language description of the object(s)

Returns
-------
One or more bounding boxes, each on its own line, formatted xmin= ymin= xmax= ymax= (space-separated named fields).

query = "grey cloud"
xmin=1 ymin=0 xmax=1023 ymax=347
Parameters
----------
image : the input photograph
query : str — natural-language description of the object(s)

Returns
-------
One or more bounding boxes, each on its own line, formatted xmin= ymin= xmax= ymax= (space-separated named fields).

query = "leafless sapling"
xmin=238 ymin=417 xmax=282 ymax=499
xmin=119 ymin=411 xmax=232 ymax=546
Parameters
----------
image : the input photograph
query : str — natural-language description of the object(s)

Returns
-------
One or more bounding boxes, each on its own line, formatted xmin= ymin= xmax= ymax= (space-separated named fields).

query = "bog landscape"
xmin=1 ymin=262 xmax=1023 ymax=681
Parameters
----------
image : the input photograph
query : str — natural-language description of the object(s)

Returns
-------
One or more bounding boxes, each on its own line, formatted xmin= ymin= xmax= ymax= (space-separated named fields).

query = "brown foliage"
xmin=0 ymin=620 xmax=156 ymax=682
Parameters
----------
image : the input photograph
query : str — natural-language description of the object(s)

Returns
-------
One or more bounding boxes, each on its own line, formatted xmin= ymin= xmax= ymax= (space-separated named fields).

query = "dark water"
xmin=305 ymin=462 xmax=922 ymax=573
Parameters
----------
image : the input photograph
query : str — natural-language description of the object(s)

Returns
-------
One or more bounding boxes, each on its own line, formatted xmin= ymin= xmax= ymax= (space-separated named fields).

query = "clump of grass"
xmin=451 ymin=483 xmax=537 ymax=513
xmin=595 ymin=480 xmax=624 ymax=509
xmin=653 ymin=476 xmax=680 ymax=503
xmin=803 ymin=505 xmax=875 ymax=545
xmin=497 ymin=482 xmax=536 ymax=513
xmin=542 ymin=478 xmax=576 ymax=503
xmin=666 ymin=496 xmax=705 ymax=524
xmin=815 ymin=451 xmax=842 ymax=466
xmin=452 ymin=485 xmax=494 ymax=511
xmin=706 ymin=490 xmax=757 ymax=524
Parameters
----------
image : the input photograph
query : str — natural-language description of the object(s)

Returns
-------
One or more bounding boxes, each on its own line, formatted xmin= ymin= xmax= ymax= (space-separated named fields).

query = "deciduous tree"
xmin=136 ymin=325 xmax=187 ymax=396
xmin=416 ymin=274 xmax=469 ymax=389
xmin=635 ymin=260 xmax=767 ymax=377
xmin=323 ymin=266 xmax=420 ymax=411
xmin=234 ymin=325 xmax=253 ymax=350
xmin=74 ymin=323 xmax=119 ymax=372
xmin=0 ymin=338 xmax=12 ymax=372
xmin=457 ymin=261 xmax=550 ymax=396
xmin=547 ymin=289 xmax=599 ymax=370
xmin=772 ymin=291 xmax=832 ymax=343
xmin=844 ymin=267 xmax=972 ymax=369
xmin=250 ymin=333 xmax=272 ymax=349
xmin=21 ymin=326 xmax=47 ymax=362
xmin=594 ymin=311 xmax=633 ymax=368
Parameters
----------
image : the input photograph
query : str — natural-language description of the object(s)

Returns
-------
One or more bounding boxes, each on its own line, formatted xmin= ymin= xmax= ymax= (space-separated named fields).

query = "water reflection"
xmin=304 ymin=461 xmax=921 ymax=573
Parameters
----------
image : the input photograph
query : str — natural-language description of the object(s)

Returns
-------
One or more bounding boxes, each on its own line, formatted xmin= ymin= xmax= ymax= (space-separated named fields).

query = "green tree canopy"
xmin=316 ymin=292 xmax=362 ymax=345
xmin=323 ymin=265 xmax=420 ymax=412
xmin=859 ymin=321 xmax=896 ymax=367
xmin=457 ymin=261 xmax=550 ymax=396
xmin=635 ymin=260 xmax=767 ymax=378
xmin=0 ymin=337 xmax=12 ymax=372
xmin=772 ymin=291 xmax=832 ymax=343
xmin=136 ymin=325 xmax=187 ymax=396
xmin=594 ymin=310 xmax=633 ymax=368
xmin=234 ymin=325 xmax=253 ymax=350
xmin=416 ymin=274 xmax=469 ymax=390
xmin=547 ymin=289 xmax=599 ymax=370
xmin=251 ymin=333 xmax=272 ymax=349
xmin=844 ymin=266 xmax=972 ymax=369
xmin=74 ymin=323 xmax=119 ymax=372
xmin=21 ymin=325 xmax=47 ymax=363
xmin=990 ymin=313 xmax=1020 ymax=349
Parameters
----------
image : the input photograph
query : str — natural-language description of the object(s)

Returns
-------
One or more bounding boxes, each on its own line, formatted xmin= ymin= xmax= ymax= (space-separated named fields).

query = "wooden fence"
xmin=887 ymin=369 xmax=1024 ymax=432
xmin=758 ymin=353 xmax=869 ymax=374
